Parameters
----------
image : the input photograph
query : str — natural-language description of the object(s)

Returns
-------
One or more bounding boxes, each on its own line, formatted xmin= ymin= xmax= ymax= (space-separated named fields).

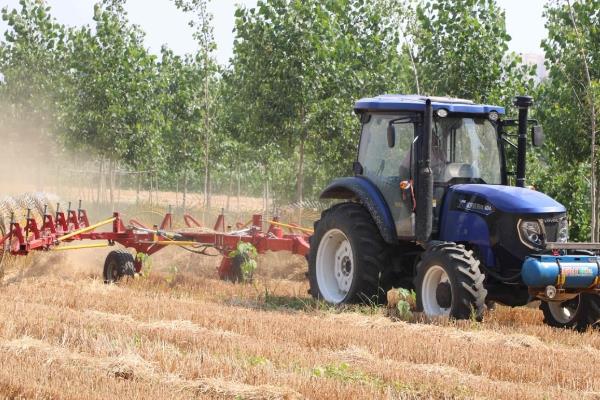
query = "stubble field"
xmin=0 ymin=244 xmax=599 ymax=400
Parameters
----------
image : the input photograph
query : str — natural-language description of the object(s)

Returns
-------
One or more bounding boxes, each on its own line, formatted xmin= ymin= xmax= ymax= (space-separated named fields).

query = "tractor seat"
xmin=440 ymin=163 xmax=480 ymax=182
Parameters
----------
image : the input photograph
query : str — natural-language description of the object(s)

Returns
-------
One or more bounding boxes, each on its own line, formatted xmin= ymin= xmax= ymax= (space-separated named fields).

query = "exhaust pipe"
xmin=514 ymin=95 xmax=533 ymax=188
xmin=416 ymin=99 xmax=433 ymax=242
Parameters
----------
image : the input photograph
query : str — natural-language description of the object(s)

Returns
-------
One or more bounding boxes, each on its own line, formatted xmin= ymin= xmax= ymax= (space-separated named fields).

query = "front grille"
xmin=544 ymin=221 xmax=558 ymax=242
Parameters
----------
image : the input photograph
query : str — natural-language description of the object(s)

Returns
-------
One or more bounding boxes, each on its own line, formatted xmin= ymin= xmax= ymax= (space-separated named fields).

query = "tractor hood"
xmin=449 ymin=184 xmax=566 ymax=214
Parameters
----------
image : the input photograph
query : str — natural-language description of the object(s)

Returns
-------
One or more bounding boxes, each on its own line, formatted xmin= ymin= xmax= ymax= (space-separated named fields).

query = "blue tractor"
xmin=308 ymin=94 xmax=600 ymax=330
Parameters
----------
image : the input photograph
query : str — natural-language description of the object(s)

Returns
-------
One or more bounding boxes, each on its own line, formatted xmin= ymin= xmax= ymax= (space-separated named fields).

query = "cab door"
xmin=358 ymin=113 xmax=416 ymax=238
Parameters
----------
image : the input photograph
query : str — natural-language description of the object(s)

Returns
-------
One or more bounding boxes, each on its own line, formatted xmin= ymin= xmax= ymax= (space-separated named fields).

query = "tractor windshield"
xmin=432 ymin=117 xmax=501 ymax=184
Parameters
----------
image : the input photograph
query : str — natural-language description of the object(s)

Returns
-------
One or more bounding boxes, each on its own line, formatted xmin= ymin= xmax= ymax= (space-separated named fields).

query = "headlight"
xmin=557 ymin=218 xmax=569 ymax=243
xmin=518 ymin=220 xmax=543 ymax=248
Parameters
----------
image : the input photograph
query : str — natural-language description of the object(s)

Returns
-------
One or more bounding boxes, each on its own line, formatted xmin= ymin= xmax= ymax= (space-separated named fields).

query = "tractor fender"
xmin=320 ymin=176 xmax=398 ymax=244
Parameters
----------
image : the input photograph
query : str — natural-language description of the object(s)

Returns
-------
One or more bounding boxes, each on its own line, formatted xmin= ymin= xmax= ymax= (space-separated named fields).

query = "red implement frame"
xmin=0 ymin=207 xmax=310 ymax=280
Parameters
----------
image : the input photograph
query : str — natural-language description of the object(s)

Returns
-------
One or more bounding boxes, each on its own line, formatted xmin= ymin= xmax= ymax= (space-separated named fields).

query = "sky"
xmin=0 ymin=0 xmax=548 ymax=66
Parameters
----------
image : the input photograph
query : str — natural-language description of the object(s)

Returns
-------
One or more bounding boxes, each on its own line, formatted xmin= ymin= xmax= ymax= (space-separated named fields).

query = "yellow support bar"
xmin=267 ymin=220 xmax=314 ymax=234
xmin=52 ymin=242 xmax=111 ymax=252
xmin=57 ymin=217 xmax=117 ymax=242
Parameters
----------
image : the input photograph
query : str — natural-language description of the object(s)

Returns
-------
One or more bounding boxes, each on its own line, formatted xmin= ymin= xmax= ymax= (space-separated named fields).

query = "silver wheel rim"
xmin=422 ymin=265 xmax=451 ymax=317
xmin=548 ymin=297 xmax=580 ymax=324
xmin=316 ymin=229 xmax=354 ymax=304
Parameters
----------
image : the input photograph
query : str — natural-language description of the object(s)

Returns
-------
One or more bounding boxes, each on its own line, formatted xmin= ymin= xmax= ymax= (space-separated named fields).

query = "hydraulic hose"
xmin=480 ymin=263 xmax=522 ymax=284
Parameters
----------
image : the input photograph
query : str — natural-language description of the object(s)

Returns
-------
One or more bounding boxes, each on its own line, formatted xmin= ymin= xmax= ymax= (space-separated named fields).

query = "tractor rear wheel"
xmin=103 ymin=250 xmax=136 ymax=284
xmin=308 ymin=203 xmax=392 ymax=304
xmin=540 ymin=294 xmax=600 ymax=331
xmin=415 ymin=243 xmax=487 ymax=321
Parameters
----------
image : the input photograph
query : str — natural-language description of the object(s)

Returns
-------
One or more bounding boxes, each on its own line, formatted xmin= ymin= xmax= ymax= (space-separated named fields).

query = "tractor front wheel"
xmin=308 ymin=203 xmax=392 ymax=304
xmin=540 ymin=294 xmax=600 ymax=331
xmin=103 ymin=250 xmax=136 ymax=284
xmin=415 ymin=243 xmax=487 ymax=321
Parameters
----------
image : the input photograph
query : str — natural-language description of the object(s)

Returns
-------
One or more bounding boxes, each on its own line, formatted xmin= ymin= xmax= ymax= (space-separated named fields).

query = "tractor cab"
xmin=352 ymin=95 xmax=507 ymax=238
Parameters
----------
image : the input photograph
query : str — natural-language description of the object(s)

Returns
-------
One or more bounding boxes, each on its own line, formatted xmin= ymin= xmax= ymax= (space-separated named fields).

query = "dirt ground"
xmin=0 ymin=248 xmax=600 ymax=400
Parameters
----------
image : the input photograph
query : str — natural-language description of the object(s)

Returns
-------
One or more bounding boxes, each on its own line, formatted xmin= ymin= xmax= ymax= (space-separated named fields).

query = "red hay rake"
xmin=0 ymin=200 xmax=311 ymax=282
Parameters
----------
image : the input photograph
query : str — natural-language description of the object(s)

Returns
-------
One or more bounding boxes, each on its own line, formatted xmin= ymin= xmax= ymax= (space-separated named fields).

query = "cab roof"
xmin=355 ymin=94 xmax=505 ymax=115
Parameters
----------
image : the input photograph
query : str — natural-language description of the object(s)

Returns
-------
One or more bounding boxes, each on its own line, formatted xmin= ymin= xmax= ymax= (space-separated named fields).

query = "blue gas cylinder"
xmin=522 ymin=255 xmax=599 ymax=288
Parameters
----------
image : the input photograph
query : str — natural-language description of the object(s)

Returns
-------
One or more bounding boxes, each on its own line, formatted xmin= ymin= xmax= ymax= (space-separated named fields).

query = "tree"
xmin=404 ymin=0 xmax=535 ymax=109
xmin=230 ymin=0 xmax=405 ymax=202
xmin=61 ymin=0 xmax=163 ymax=206
xmin=158 ymin=48 xmax=206 ymax=212
xmin=173 ymin=0 xmax=218 ymax=212
xmin=538 ymin=0 xmax=599 ymax=240
xmin=0 ymin=0 xmax=68 ymax=164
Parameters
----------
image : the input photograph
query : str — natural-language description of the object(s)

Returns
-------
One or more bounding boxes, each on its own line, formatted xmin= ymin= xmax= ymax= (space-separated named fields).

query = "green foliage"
xmin=396 ymin=288 xmax=416 ymax=321
xmin=247 ymin=355 xmax=269 ymax=367
xmin=61 ymin=1 xmax=162 ymax=169
xmin=312 ymin=362 xmax=383 ymax=386
xmin=533 ymin=0 xmax=600 ymax=239
xmin=229 ymin=242 xmax=258 ymax=281
xmin=136 ymin=252 xmax=153 ymax=279
xmin=529 ymin=149 xmax=592 ymax=242
xmin=158 ymin=49 xmax=208 ymax=178
xmin=407 ymin=0 xmax=536 ymax=110
xmin=0 ymin=0 xmax=68 ymax=151
xmin=229 ymin=0 xmax=406 ymax=201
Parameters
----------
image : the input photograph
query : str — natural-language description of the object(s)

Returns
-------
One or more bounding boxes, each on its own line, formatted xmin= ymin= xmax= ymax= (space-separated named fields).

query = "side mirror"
xmin=387 ymin=124 xmax=395 ymax=148
xmin=532 ymin=125 xmax=544 ymax=147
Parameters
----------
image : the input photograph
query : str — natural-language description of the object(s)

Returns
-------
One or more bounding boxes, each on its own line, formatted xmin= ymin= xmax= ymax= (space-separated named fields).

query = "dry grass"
xmin=1 ymin=251 xmax=600 ymax=399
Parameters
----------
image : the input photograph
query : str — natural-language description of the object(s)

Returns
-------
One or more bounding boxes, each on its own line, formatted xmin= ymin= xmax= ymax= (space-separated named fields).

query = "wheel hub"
xmin=341 ymin=256 xmax=352 ymax=276
xmin=436 ymin=281 xmax=452 ymax=309
xmin=334 ymin=244 xmax=352 ymax=292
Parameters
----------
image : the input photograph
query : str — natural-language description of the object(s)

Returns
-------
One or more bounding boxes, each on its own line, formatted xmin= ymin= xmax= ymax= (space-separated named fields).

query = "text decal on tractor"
xmin=309 ymin=94 xmax=600 ymax=330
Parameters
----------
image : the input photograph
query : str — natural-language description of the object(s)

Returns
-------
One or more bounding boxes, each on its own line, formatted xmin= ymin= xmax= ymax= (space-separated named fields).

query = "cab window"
xmin=358 ymin=114 xmax=414 ymax=180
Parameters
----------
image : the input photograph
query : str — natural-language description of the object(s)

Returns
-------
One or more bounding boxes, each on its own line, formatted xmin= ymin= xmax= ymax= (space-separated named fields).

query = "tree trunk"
xmin=176 ymin=178 xmax=179 ymax=210
xmin=592 ymin=113 xmax=598 ymax=241
xmin=154 ymin=172 xmax=160 ymax=205
xmin=109 ymin=159 xmax=115 ymax=211
xmin=182 ymin=170 xmax=188 ymax=215
xmin=295 ymin=137 xmax=306 ymax=203
xmin=208 ymin=168 xmax=211 ymax=210
xmin=237 ymin=162 xmax=241 ymax=214
xmin=116 ymin=169 xmax=121 ymax=209
xmin=204 ymin=54 xmax=211 ymax=214
xmin=149 ymin=173 xmax=153 ymax=205
xmin=263 ymin=179 xmax=267 ymax=214
xmin=136 ymin=173 xmax=141 ymax=205
xmin=226 ymin=168 xmax=233 ymax=213
xmin=265 ymin=174 xmax=270 ymax=224
xmin=96 ymin=159 xmax=104 ymax=206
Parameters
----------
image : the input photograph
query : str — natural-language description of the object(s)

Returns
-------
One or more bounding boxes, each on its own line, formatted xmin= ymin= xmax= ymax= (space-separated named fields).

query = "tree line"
xmin=0 ymin=0 xmax=598 ymax=240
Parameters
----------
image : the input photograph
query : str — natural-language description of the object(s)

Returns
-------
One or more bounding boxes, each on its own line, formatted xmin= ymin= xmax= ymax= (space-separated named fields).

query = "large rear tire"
xmin=540 ymin=294 xmax=600 ymax=331
xmin=308 ymin=203 xmax=393 ymax=304
xmin=415 ymin=242 xmax=487 ymax=321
